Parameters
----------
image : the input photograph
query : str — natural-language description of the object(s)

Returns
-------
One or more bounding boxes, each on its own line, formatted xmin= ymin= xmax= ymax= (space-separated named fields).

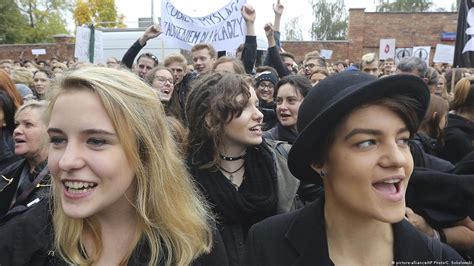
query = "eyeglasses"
xmin=154 ymin=76 xmax=174 ymax=84
xmin=258 ymin=83 xmax=274 ymax=90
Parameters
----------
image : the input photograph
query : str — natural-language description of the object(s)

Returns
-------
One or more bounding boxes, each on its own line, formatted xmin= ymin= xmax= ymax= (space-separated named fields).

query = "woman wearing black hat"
xmin=244 ymin=72 xmax=465 ymax=265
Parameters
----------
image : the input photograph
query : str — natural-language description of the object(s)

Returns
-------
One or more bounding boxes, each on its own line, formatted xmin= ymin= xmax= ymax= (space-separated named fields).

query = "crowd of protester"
xmin=0 ymin=1 xmax=472 ymax=265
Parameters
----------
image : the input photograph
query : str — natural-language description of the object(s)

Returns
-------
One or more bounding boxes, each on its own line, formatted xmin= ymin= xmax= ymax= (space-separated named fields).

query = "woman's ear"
xmin=310 ymin=162 xmax=327 ymax=177
xmin=431 ymin=111 xmax=438 ymax=120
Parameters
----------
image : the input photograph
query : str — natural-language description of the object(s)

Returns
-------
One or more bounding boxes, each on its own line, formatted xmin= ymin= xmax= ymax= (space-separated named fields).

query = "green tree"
xmin=73 ymin=0 xmax=125 ymax=28
xmin=0 ymin=0 xmax=29 ymax=44
xmin=16 ymin=0 xmax=71 ymax=43
xmin=309 ymin=0 xmax=347 ymax=40
xmin=375 ymin=0 xmax=433 ymax=12
xmin=285 ymin=17 xmax=303 ymax=41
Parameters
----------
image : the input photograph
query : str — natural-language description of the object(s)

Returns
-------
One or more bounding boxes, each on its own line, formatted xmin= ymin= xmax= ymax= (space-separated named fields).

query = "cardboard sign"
xmin=433 ymin=44 xmax=455 ymax=64
xmin=161 ymin=0 xmax=246 ymax=52
xmin=379 ymin=39 xmax=396 ymax=60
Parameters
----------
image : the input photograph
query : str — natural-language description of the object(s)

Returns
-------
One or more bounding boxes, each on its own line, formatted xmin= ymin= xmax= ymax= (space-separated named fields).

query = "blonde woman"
xmin=0 ymin=67 xmax=227 ymax=265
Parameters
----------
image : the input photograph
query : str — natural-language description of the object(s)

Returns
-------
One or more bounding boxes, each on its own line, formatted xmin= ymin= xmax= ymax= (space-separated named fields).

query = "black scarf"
xmin=190 ymin=142 xmax=278 ymax=229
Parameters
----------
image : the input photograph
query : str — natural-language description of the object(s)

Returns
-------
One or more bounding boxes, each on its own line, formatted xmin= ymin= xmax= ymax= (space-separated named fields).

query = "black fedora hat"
xmin=288 ymin=71 xmax=430 ymax=184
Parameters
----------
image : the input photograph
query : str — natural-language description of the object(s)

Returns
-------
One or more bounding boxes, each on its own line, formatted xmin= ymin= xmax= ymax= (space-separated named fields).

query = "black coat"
xmin=439 ymin=113 xmax=474 ymax=164
xmin=244 ymin=198 xmax=464 ymax=266
xmin=0 ymin=159 xmax=50 ymax=221
xmin=0 ymin=199 xmax=228 ymax=266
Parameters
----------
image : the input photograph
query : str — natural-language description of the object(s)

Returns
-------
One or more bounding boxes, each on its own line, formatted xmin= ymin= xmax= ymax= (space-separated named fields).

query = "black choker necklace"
xmin=219 ymin=153 xmax=246 ymax=161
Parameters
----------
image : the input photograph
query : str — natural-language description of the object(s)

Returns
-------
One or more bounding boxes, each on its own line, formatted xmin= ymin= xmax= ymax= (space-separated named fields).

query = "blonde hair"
xmin=46 ymin=66 xmax=213 ymax=265
xmin=11 ymin=68 xmax=34 ymax=88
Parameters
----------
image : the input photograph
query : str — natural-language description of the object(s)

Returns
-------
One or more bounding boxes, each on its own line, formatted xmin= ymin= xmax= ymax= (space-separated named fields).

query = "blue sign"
xmin=441 ymin=32 xmax=456 ymax=41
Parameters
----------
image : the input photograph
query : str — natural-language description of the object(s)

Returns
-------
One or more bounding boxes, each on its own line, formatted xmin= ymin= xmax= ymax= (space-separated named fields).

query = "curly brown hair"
xmin=185 ymin=72 xmax=252 ymax=168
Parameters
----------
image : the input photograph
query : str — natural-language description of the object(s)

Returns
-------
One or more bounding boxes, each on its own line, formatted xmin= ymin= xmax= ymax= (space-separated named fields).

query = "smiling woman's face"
xmin=314 ymin=104 xmax=413 ymax=224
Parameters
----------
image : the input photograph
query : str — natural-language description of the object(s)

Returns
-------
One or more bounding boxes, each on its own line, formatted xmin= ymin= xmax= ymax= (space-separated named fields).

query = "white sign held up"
xmin=433 ymin=44 xmax=455 ymax=64
xmin=320 ymin=49 xmax=333 ymax=59
xmin=74 ymin=26 xmax=104 ymax=63
xmin=31 ymin=49 xmax=46 ymax=55
xmin=379 ymin=39 xmax=396 ymax=60
xmin=161 ymin=0 xmax=246 ymax=52
xmin=412 ymin=46 xmax=431 ymax=65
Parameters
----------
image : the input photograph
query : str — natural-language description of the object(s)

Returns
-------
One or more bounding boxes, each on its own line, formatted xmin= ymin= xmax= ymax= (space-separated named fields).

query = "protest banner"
xmin=433 ymin=44 xmax=455 ymax=64
xmin=379 ymin=39 xmax=396 ymax=60
xmin=161 ymin=0 xmax=246 ymax=52
xmin=454 ymin=0 xmax=474 ymax=67
xmin=412 ymin=46 xmax=431 ymax=65
xmin=74 ymin=26 xmax=104 ymax=63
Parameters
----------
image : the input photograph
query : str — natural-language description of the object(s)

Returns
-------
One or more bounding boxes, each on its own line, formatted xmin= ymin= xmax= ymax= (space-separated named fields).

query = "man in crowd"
xmin=396 ymin=56 xmax=427 ymax=79
xmin=302 ymin=51 xmax=326 ymax=79
xmin=191 ymin=43 xmax=216 ymax=75
xmin=360 ymin=53 xmax=380 ymax=77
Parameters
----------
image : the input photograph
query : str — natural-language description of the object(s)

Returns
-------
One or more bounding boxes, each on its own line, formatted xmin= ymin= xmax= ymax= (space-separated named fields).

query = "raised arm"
xmin=121 ymin=25 xmax=162 ymax=69
xmin=264 ymin=23 xmax=291 ymax=77
xmin=241 ymin=4 xmax=257 ymax=74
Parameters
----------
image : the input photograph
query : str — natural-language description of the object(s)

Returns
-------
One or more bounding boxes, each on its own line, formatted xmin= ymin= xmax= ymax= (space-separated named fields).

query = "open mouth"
xmin=161 ymin=89 xmax=171 ymax=95
xmin=249 ymin=124 xmax=262 ymax=133
xmin=14 ymin=138 xmax=26 ymax=144
xmin=64 ymin=181 xmax=98 ymax=194
xmin=372 ymin=177 xmax=403 ymax=201
xmin=279 ymin=113 xmax=291 ymax=118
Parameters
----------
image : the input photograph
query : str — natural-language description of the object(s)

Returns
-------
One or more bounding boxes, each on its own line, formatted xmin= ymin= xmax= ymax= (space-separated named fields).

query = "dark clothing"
xmin=241 ymin=35 xmax=257 ymax=75
xmin=0 ymin=159 xmax=50 ymax=221
xmin=188 ymin=140 xmax=300 ymax=266
xmin=266 ymin=46 xmax=291 ymax=78
xmin=260 ymin=101 xmax=277 ymax=131
xmin=0 ymin=130 xmax=20 ymax=170
xmin=263 ymin=123 xmax=298 ymax=144
xmin=121 ymin=39 xmax=143 ymax=69
xmin=439 ymin=113 xmax=474 ymax=164
xmin=407 ymin=167 xmax=474 ymax=228
xmin=245 ymin=198 xmax=465 ymax=266
xmin=174 ymin=72 xmax=197 ymax=121
xmin=410 ymin=133 xmax=454 ymax=171
xmin=0 ymin=199 xmax=228 ymax=266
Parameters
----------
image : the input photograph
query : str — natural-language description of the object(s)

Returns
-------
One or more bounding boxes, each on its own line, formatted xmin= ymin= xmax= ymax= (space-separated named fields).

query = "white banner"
xmin=161 ymin=0 xmax=246 ymax=52
xmin=433 ymin=44 xmax=455 ymax=64
xmin=74 ymin=26 xmax=103 ymax=63
xmin=412 ymin=46 xmax=431 ymax=65
xmin=31 ymin=49 xmax=46 ymax=55
xmin=379 ymin=39 xmax=396 ymax=60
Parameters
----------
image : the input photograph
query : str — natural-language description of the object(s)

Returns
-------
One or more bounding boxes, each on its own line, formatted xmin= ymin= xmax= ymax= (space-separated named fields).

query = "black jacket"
xmin=0 ymin=199 xmax=228 ymax=266
xmin=439 ymin=113 xmax=474 ymax=164
xmin=0 ymin=159 xmax=50 ymax=221
xmin=410 ymin=133 xmax=454 ymax=171
xmin=245 ymin=198 xmax=464 ymax=266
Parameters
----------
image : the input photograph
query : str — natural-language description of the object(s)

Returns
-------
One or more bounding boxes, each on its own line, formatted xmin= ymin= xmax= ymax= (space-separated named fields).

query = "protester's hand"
xmin=273 ymin=0 xmax=284 ymax=16
xmin=405 ymin=207 xmax=434 ymax=237
xmin=264 ymin=23 xmax=275 ymax=40
xmin=443 ymin=225 xmax=474 ymax=250
xmin=241 ymin=4 xmax=256 ymax=24
xmin=139 ymin=25 xmax=162 ymax=46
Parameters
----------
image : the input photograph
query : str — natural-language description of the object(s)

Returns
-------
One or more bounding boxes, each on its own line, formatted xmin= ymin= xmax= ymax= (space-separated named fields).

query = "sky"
xmin=108 ymin=0 xmax=456 ymax=41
